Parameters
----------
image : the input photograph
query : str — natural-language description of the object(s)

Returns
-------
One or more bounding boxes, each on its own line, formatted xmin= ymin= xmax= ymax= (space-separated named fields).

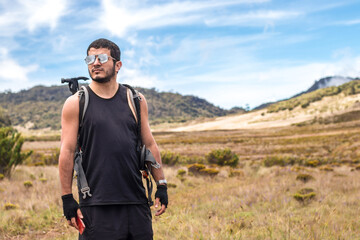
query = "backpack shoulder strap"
xmin=127 ymin=88 xmax=138 ymax=123
xmin=78 ymin=85 xmax=89 ymax=131
xmin=122 ymin=84 xmax=142 ymax=150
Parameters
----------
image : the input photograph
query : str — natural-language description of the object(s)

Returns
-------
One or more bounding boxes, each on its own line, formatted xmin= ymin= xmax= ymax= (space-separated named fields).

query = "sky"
xmin=1 ymin=0 xmax=360 ymax=109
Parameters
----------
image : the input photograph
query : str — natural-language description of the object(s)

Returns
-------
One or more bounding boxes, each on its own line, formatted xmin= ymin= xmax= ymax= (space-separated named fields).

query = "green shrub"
xmin=167 ymin=183 xmax=177 ymax=188
xmin=161 ymin=151 xmax=181 ymax=165
xmin=0 ymin=173 xmax=4 ymax=180
xmin=176 ymin=169 xmax=187 ymax=181
xmin=25 ymin=148 xmax=59 ymax=166
xmin=23 ymin=181 xmax=33 ymax=188
xmin=263 ymin=155 xmax=303 ymax=167
xmin=293 ymin=188 xmax=316 ymax=204
xmin=39 ymin=178 xmax=47 ymax=183
xmin=177 ymin=169 xmax=186 ymax=177
xmin=319 ymin=165 xmax=334 ymax=171
xmin=296 ymin=173 xmax=314 ymax=183
xmin=206 ymin=148 xmax=239 ymax=167
xmin=4 ymin=202 xmax=19 ymax=210
xmin=0 ymin=127 xmax=32 ymax=177
xmin=228 ymin=169 xmax=245 ymax=178
xmin=188 ymin=163 xmax=206 ymax=175
xmin=305 ymin=159 xmax=319 ymax=167
xmin=199 ymin=168 xmax=219 ymax=177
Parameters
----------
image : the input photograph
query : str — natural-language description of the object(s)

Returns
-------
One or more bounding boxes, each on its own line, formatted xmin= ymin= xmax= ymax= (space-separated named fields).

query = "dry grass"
xmin=2 ymin=121 xmax=360 ymax=239
xmin=1 ymin=165 xmax=360 ymax=239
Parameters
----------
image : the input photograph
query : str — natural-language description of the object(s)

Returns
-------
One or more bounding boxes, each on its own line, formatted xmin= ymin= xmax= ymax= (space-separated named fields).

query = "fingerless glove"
xmin=61 ymin=194 xmax=79 ymax=220
xmin=155 ymin=185 xmax=168 ymax=208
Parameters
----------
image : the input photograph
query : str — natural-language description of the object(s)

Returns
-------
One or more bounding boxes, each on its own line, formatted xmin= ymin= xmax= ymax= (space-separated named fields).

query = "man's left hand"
xmin=154 ymin=185 xmax=168 ymax=216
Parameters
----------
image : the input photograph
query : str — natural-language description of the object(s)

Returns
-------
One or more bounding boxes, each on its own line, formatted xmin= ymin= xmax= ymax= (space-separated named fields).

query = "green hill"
xmin=0 ymin=106 xmax=11 ymax=127
xmin=0 ymin=85 xmax=242 ymax=130
xmin=267 ymin=80 xmax=360 ymax=113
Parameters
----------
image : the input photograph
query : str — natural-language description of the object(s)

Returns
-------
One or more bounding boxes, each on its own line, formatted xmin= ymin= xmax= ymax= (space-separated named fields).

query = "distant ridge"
xmin=292 ymin=76 xmax=357 ymax=98
xmin=0 ymin=84 xmax=244 ymax=130
xmin=254 ymin=76 xmax=359 ymax=110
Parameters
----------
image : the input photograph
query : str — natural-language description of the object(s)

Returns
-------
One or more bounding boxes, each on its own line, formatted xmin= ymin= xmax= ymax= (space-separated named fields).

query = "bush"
xmin=199 ymin=168 xmax=219 ymax=177
xmin=319 ymin=165 xmax=334 ymax=171
xmin=25 ymin=148 xmax=59 ymax=166
xmin=296 ymin=173 xmax=314 ymax=183
xmin=177 ymin=169 xmax=186 ymax=177
xmin=206 ymin=148 xmax=239 ymax=167
xmin=263 ymin=155 xmax=303 ymax=167
xmin=0 ymin=127 xmax=32 ymax=178
xmin=293 ymin=188 xmax=316 ymax=204
xmin=23 ymin=181 xmax=33 ymax=188
xmin=161 ymin=151 xmax=181 ymax=165
xmin=167 ymin=183 xmax=177 ymax=188
xmin=39 ymin=178 xmax=47 ymax=183
xmin=228 ymin=169 xmax=245 ymax=178
xmin=4 ymin=203 xmax=19 ymax=210
xmin=188 ymin=163 xmax=206 ymax=175
xmin=305 ymin=159 xmax=319 ymax=168
xmin=0 ymin=173 xmax=4 ymax=180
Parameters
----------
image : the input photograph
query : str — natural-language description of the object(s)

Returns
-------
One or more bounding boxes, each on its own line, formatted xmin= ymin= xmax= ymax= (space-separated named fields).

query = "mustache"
xmin=91 ymin=67 xmax=104 ymax=72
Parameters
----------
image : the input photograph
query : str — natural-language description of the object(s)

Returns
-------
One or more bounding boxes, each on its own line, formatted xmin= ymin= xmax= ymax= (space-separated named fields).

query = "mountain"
xmin=0 ymin=85 xmax=244 ymax=130
xmin=254 ymin=76 xmax=359 ymax=110
xmin=292 ymin=76 xmax=357 ymax=98
xmin=170 ymin=80 xmax=360 ymax=131
xmin=267 ymin=79 xmax=360 ymax=113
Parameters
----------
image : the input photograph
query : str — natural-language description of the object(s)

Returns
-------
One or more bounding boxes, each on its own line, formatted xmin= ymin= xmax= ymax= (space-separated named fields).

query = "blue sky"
xmin=1 ymin=0 xmax=360 ymax=109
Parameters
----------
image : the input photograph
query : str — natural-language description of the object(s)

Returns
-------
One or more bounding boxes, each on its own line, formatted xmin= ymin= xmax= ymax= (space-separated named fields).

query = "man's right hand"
xmin=61 ymin=194 xmax=83 ymax=230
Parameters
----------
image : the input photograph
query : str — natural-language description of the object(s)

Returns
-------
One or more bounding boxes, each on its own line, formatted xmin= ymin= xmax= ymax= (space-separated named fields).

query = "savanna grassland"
xmin=1 ymin=119 xmax=360 ymax=239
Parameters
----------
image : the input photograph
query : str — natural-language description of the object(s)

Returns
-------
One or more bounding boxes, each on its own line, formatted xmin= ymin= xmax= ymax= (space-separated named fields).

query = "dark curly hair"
xmin=86 ymin=38 xmax=121 ymax=61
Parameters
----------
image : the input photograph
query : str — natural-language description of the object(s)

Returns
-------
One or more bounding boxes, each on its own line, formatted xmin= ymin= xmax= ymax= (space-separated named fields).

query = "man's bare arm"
xmin=139 ymin=93 xmax=165 ymax=182
xmin=139 ymin=93 xmax=167 ymax=215
xmin=58 ymin=94 xmax=79 ymax=195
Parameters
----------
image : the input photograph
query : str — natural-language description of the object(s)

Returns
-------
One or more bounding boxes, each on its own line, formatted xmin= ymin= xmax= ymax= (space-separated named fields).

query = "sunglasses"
xmin=84 ymin=54 xmax=117 ymax=65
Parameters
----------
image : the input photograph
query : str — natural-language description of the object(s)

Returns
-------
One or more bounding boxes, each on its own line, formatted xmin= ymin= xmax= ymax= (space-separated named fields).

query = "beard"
xmin=89 ymin=64 xmax=116 ymax=83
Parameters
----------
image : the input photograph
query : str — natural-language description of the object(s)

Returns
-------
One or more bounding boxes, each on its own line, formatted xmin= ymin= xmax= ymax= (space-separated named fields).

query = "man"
xmin=58 ymin=38 xmax=168 ymax=240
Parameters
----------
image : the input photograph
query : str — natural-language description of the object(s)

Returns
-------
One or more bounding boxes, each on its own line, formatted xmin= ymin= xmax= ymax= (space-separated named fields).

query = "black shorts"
xmin=78 ymin=204 xmax=153 ymax=240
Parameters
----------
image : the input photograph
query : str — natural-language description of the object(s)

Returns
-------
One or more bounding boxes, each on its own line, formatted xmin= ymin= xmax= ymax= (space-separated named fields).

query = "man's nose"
xmin=93 ymin=56 xmax=101 ymax=65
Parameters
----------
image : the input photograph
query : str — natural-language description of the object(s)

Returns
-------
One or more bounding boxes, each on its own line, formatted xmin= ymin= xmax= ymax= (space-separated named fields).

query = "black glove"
xmin=155 ymin=185 xmax=168 ymax=208
xmin=61 ymin=194 xmax=79 ymax=220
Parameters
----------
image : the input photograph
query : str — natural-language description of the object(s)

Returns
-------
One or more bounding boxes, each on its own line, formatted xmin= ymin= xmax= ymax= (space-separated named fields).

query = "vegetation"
xmin=2 ymin=99 xmax=360 ymax=238
xmin=206 ymin=148 xmax=239 ymax=167
xmin=293 ymin=188 xmax=316 ymax=204
xmin=0 ymin=85 xmax=244 ymax=130
xmin=0 ymin=106 xmax=11 ymax=127
xmin=0 ymin=127 xmax=32 ymax=178
xmin=296 ymin=173 xmax=314 ymax=183
xmin=23 ymin=181 xmax=33 ymax=188
xmin=267 ymin=80 xmax=360 ymax=113
xmin=1 ymin=164 xmax=360 ymax=239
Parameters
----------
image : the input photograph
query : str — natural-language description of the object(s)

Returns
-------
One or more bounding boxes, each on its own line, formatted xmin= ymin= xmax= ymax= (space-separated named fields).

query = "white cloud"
xmin=97 ymin=0 xmax=270 ymax=38
xmin=205 ymin=10 xmax=302 ymax=26
xmin=118 ymin=67 xmax=159 ymax=88
xmin=0 ymin=49 xmax=38 ymax=91
xmin=164 ymin=54 xmax=360 ymax=109
xmin=336 ymin=19 xmax=360 ymax=26
xmin=0 ymin=0 xmax=69 ymax=35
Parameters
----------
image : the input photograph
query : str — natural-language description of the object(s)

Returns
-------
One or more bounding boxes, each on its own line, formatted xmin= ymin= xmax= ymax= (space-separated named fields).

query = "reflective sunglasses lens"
xmin=85 ymin=55 xmax=95 ymax=65
xmin=98 ymin=54 xmax=109 ymax=63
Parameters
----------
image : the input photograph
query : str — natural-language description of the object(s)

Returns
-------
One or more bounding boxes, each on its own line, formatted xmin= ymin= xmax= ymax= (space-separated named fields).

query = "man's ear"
xmin=116 ymin=61 xmax=122 ymax=73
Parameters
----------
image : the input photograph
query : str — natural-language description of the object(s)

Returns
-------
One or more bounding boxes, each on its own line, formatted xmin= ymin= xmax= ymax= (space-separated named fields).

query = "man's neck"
xmin=89 ymin=79 xmax=119 ymax=99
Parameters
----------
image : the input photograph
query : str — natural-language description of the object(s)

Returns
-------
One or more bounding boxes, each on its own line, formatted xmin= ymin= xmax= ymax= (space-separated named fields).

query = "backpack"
xmin=67 ymin=82 xmax=159 ymax=206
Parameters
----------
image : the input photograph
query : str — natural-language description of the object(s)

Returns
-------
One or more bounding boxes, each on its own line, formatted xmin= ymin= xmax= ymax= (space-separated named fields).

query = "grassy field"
xmin=1 ymin=120 xmax=360 ymax=239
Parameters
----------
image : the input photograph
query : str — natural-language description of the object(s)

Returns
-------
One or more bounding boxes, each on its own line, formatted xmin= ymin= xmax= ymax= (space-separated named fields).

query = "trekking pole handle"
xmin=61 ymin=76 xmax=89 ymax=83
xmin=61 ymin=77 xmax=89 ymax=94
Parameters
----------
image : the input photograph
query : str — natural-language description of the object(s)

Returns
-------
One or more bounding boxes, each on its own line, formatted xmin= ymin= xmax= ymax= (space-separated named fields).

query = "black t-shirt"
xmin=78 ymin=84 xmax=147 ymax=206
